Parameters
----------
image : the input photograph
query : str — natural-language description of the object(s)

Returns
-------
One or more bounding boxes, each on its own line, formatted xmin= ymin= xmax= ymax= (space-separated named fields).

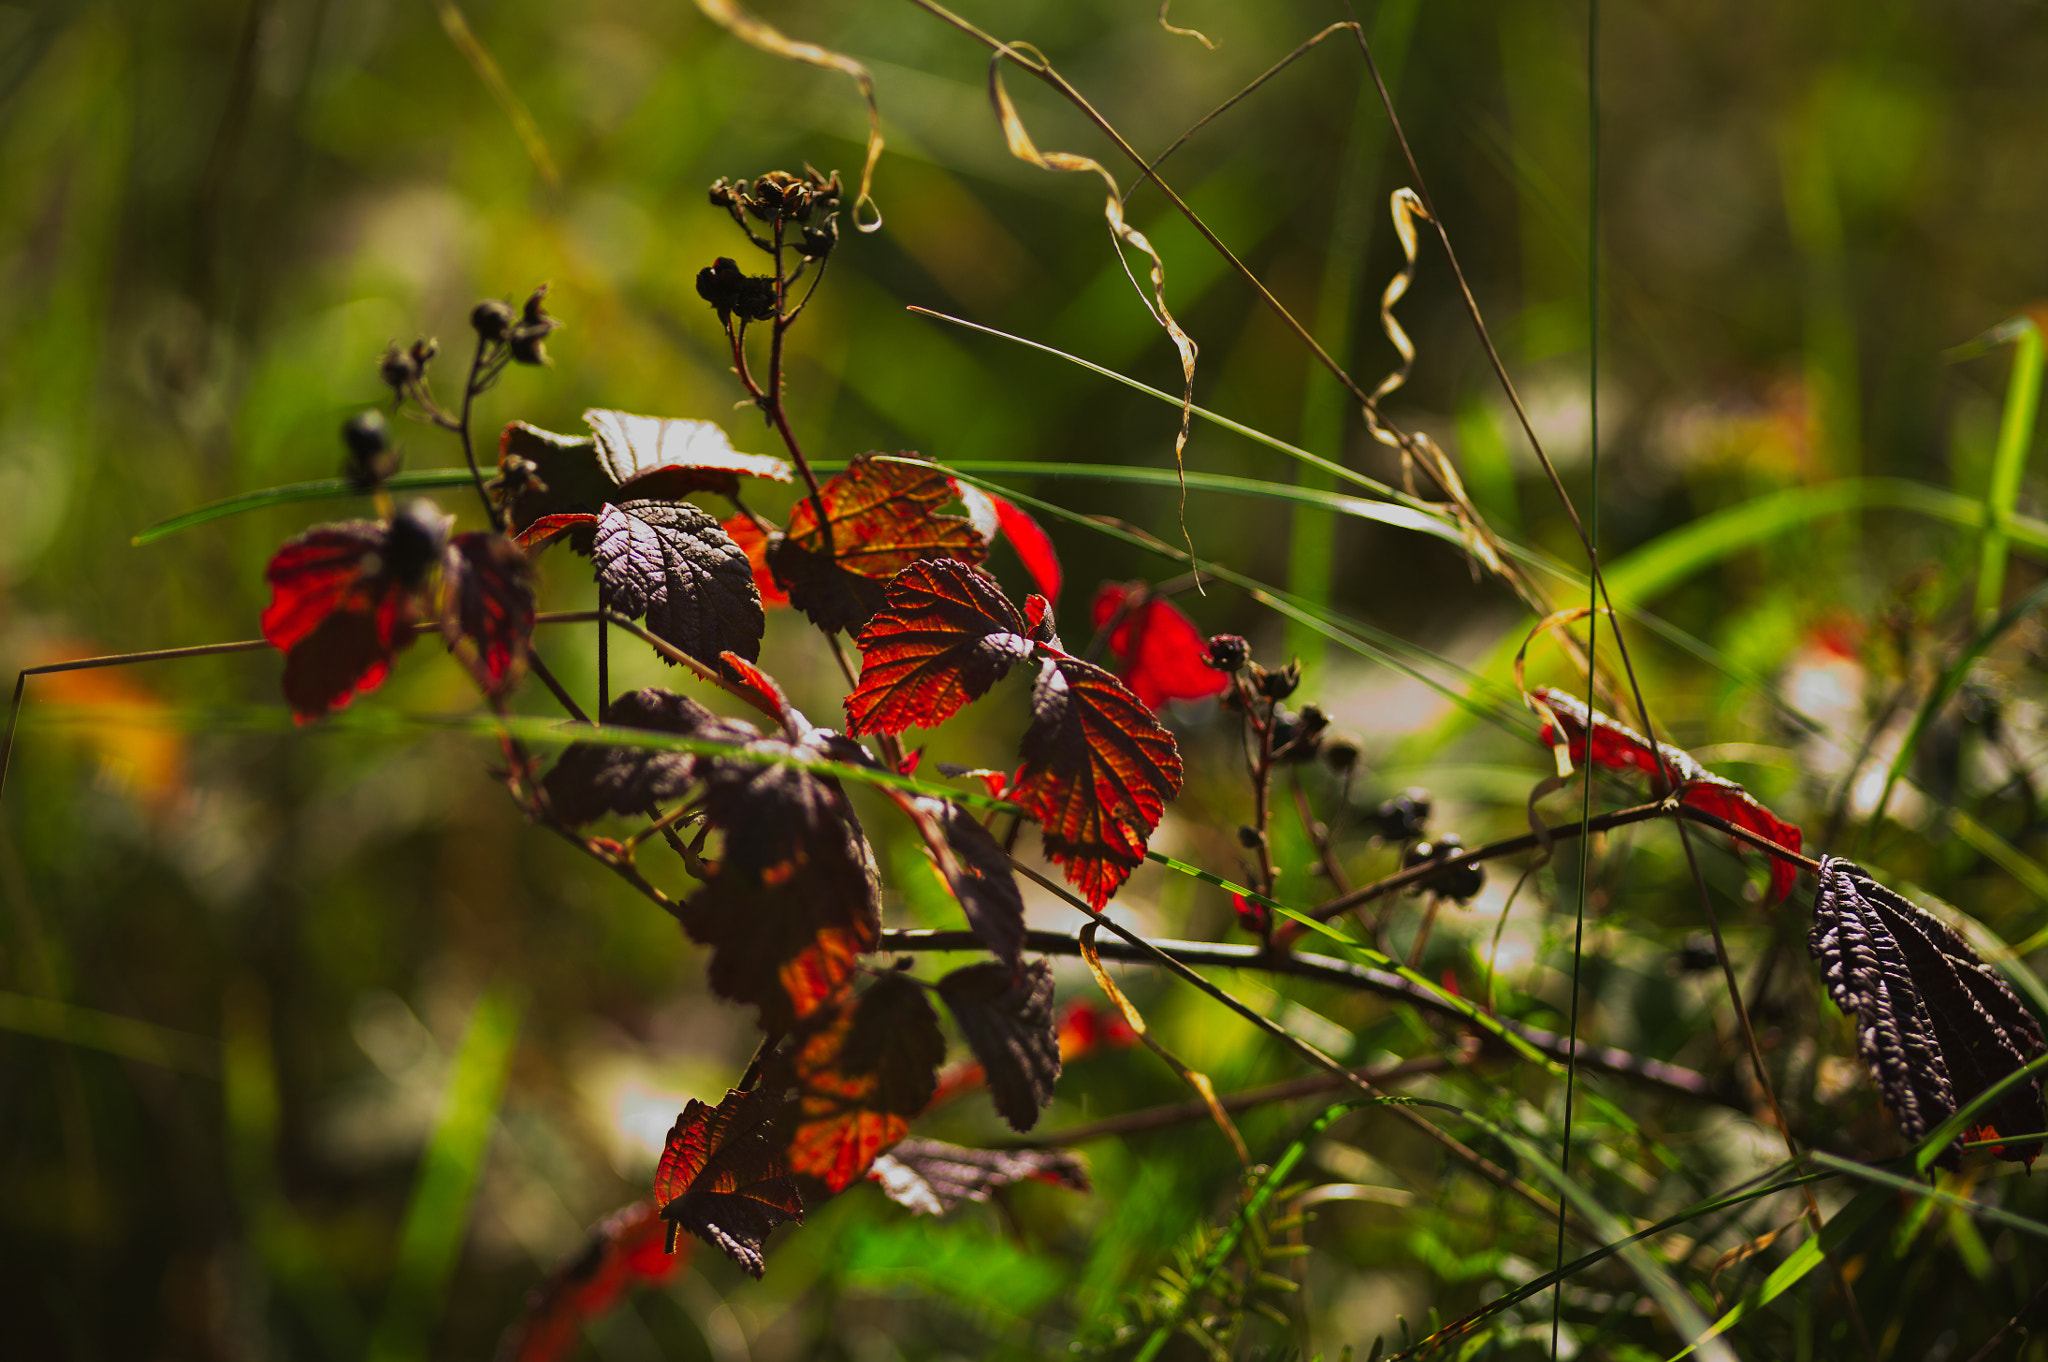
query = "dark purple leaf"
xmin=867 ymin=1137 xmax=1089 ymax=1217
xmin=593 ymin=499 xmax=764 ymax=668
xmin=937 ymin=959 xmax=1060 ymax=1132
xmin=542 ymin=689 xmax=757 ymax=827
xmin=654 ymin=1086 xmax=802 ymax=1277
xmin=915 ymin=798 xmax=1026 ymax=972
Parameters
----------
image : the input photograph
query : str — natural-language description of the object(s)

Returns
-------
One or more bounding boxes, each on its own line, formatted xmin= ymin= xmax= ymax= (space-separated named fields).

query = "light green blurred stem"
xmin=367 ymin=986 xmax=524 ymax=1362
xmin=1974 ymin=320 xmax=2043 ymax=625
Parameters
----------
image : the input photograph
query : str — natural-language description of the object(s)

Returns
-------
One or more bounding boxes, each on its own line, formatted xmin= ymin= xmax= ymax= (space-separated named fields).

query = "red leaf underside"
xmin=262 ymin=521 xmax=427 ymax=720
xmin=441 ymin=531 xmax=535 ymax=699
xmin=723 ymin=513 xmax=790 ymax=608
xmin=495 ymin=1200 xmax=681 ymax=1362
xmin=654 ymin=1086 xmax=803 ymax=1276
xmin=772 ymin=973 xmax=945 ymax=1194
xmin=991 ymin=494 xmax=1062 ymax=604
xmin=1092 ymin=583 xmax=1227 ymax=710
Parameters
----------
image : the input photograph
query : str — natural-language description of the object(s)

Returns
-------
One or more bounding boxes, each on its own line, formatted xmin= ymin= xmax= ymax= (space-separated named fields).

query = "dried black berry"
xmin=1204 ymin=634 xmax=1250 ymax=672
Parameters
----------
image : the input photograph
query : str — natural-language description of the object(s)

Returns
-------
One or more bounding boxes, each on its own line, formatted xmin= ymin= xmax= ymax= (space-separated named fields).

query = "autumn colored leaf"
xmin=515 ymin=512 xmax=599 ymax=555
xmin=585 ymin=409 xmax=792 ymax=501
xmin=772 ymin=972 xmax=946 ymax=1194
xmin=937 ymin=960 xmax=1060 ymax=1132
xmin=542 ymin=689 xmax=755 ymax=827
xmin=844 ymin=559 xmax=1035 ymax=736
xmin=867 ymin=1138 xmax=1089 ymax=1217
xmin=654 ymin=1086 xmax=803 ymax=1276
xmin=723 ymin=513 xmax=789 ymax=607
xmin=440 ymin=531 xmax=535 ymax=700
xmin=1091 ymin=582 xmax=1228 ymax=711
xmin=769 ymin=456 xmax=987 ymax=632
xmin=1810 ymin=857 xmax=2046 ymax=1167
xmin=916 ymin=797 xmax=1027 ymax=971
xmin=593 ymin=499 xmax=764 ymax=668
xmin=678 ymin=733 xmax=882 ymax=1030
xmin=494 ymin=1200 xmax=681 ymax=1362
xmin=261 ymin=506 xmax=448 ymax=720
xmin=1531 ymin=685 xmax=1804 ymax=902
xmin=990 ymin=493 xmax=1062 ymax=604
xmin=1013 ymin=656 xmax=1184 ymax=908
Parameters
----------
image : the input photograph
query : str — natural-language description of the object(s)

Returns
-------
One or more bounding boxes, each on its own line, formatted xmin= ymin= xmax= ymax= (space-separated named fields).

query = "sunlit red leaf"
xmin=593 ymin=500 xmax=764 ymax=668
xmin=585 ymin=409 xmax=792 ymax=501
xmin=844 ymin=559 xmax=1035 ymax=736
xmin=261 ymin=509 xmax=446 ymax=721
xmin=515 ymin=512 xmax=598 ymax=554
xmin=1091 ymin=582 xmax=1228 ymax=711
xmin=937 ymin=960 xmax=1059 ymax=1132
xmin=542 ymin=689 xmax=756 ymax=827
xmin=723 ymin=513 xmax=789 ymax=607
xmin=719 ymin=650 xmax=794 ymax=722
xmin=769 ymin=456 xmax=987 ymax=632
xmin=679 ymin=734 xmax=882 ymax=1030
xmin=1531 ymin=685 xmax=1805 ymax=902
xmin=990 ymin=494 xmax=1062 ymax=604
xmin=494 ymin=1201 xmax=681 ymax=1362
xmin=1013 ymin=656 xmax=1184 ymax=908
xmin=440 ymin=531 xmax=535 ymax=699
xmin=867 ymin=1138 xmax=1089 ymax=1217
xmin=772 ymin=973 xmax=946 ymax=1195
xmin=654 ymin=1086 xmax=803 ymax=1276
xmin=1810 ymin=857 xmax=2046 ymax=1167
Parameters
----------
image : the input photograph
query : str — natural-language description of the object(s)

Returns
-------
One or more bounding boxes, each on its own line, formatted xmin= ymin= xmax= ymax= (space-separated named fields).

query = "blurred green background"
xmin=6 ymin=0 xmax=2048 ymax=1358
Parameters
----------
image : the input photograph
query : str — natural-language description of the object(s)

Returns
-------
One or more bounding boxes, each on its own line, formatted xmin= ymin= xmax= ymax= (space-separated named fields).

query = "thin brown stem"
xmin=455 ymin=333 xmax=506 ymax=532
xmin=1291 ymin=768 xmax=1352 ymax=895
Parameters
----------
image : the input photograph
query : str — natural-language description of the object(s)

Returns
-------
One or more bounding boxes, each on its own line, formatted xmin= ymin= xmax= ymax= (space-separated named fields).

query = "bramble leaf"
xmin=499 ymin=421 xmax=611 ymax=537
xmin=1809 ymin=856 xmax=2046 ymax=1167
xmin=261 ymin=508 xmax=446 ymax=721
xmin=937 ymin=960 xmax=1060 ymax=1132
xmin=990 ymin=492 xmax=1062 ymax=604
xmin=679 ymin=732 xmax=882 ymax=1030
xmin=1014 ymin=656 xmax=1184 ymax=908
xmin=772 ymin=973 xmax=946 ymax=1194
xmin=1091 ymin=582 xmax=1227 ymax=711
xmin=654 ymin=1086 xmax=803 ymax=1276
xmin=723 ymin=512 xmax=789 ymax=608
xmin=844 ymin=559 xmax=1034 ymax=736
xmin=440 ymin=531 xmax=535 ymax=699
xmin=541 ymin=689 xmax=755 ymax=827
xmin=593 ymin=500 xmax=764 ymax=668
xmin=585 ymin=409 xmax=792 ymax=500
xmin=867 ymin=1138 xmax=1089 ymax=1217
xmin=494 ymin=1200 xmax=681 ymax=1362
xmin=916 ymin=797 xmax=1027 ymax=971
xmin=769 ymin=456 xmax=987 ymax=632
xmin=1532 ymin=685 xmax=1804 ymax=902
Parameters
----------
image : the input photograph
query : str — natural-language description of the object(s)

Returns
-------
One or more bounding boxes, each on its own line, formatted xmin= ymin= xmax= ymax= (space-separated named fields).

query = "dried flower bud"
xmin=491 ymin=454 xmax=546 ymax=509
xmin=1204 ymin=634 xmax=1250 ymax=672
xmin=1404 ymin=834 xmax=1483 ymax=902
xmin=379 ymin=343 xmax=419 ymax=392
xmin=1320 ymin=730 xmax=1362 ymax=773
xmin=342 ymin=409 xmax=397 ymax=490
xmin=508 ymin=285 xmax=559 ymax=365
xmin=385 ymin=499 xmax=453 ymax=590
xmin=1274 ymin=702 xmax=1329 ymax=763
xmin=408 ymin=337 xmax=438 ymax=368
xmin=471 ymin=299 xmax=515 ymax=343
xmin=1370 ymin=789 xmax=1431 ymax=842
xmin=708 ymin=178 xmax=738 ymax=209
xmin=1236 ymin=825 xmax=1265 ymax=850
xmin=798 ymin=218 xmax=838 ymax=261
xmin=1253 ymin=659 xmax=1302 ymax=700
xmin=695 ymin=257 xmax=778 ymax=325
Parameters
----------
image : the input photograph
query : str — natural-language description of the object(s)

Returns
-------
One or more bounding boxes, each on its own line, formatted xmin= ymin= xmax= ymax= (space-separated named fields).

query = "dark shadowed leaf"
xmin=844 ymin=559 xmax=1035 ymax=735
xmin=679 ymin=734 xmax=882 ymax=1030
xmin=585 ymin=409 xmax=792 ymax=501
xmin=493 ymin=1200 xmax=682 ymax=1362
xmin=770 ymin=456 xmax=987 ymax=632
xmin=499 ymin=422 xmax=612 ymax=536
xmin=1014 ymin=656 xmax=1184 ymax=908
xmin=593 ymin=499 xmax=765 ymax=667
xmin=542 ymin=689 xmax=756 ymax=827
xmin=990 ymin=494 xmax=1062 ymax=605
xmin=440 ymin=531 xmax=535 ymax=699
xmin=916 ymin=797 xmax=1027 ymax=971
xmin=1809 ymin=856 xmax=2046 ymax=1167
xmin=654 ymin=1086 xmax=803 ymax=1277
xmin=867 ymin=1138 xmax=1089 ymax=1217
xmin=1532 ymin=686 xmax=1804 ymax=902
xmin=771 ymin=973 xmax=946 ymax=1194
xmin=1091 ymin=583 xmax=1227 ymax=710
xmin=262 ymin=513 xmax=445 ymax=721
xmin=937 ymin=960 xmax=1060 ymax=1132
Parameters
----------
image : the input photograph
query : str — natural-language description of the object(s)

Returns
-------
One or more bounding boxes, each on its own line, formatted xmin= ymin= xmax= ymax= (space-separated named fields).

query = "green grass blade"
xmin=1974 ymin=319 xmax=2044 ymax=625
xmin=133 ymin=470 xmax=482 ymax=544
xmin=1910 ymin=1048 xmax=2048 ymax=1175
xmin=366 ymin=985 xmax=523 ymax=1362
xmin=0 ymin=989 xmax=219 ymax=1076
xmin=1813 ymin=1151 xmax=2048 ymax=1241
xmin=1674 ymin=1180 xmax=1891 ymax=1360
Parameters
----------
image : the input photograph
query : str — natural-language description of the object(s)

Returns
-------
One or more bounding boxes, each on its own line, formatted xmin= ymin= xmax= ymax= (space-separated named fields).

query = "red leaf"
xmin=1231 ymin=892 xmax=1271 ymax=936
xmin=769 ymin=456 xmax=987 ymax=632
xmin=722 ymin=513 xmax=789 ymax=608
xmin=867 ymin=1138 xmax=1088 ymax=1217
xmin=515 ymin=512 xmax=599 ymax=554
xmin=718 ymin=650 xmax=793 ymax=722
xmin=844 ymin=560 xmax=1035 ymax=736
xmin=654 ymin=1086 xmax=803 ymax=1276
xmin=771 ymin=973 xmax=945 ymax=1194
xmin=440 ymin=532 xmax=534 ymax=699
xmin=1013 ymin=656 xmax=1184 ymax=908
xmin=494 ymin=1201 xmax=682 ymax=1362
xmin=1091 ymin=583 xmax=1228 ymax=710
xmin=937 ymin=960 xmax=1060 ymax=1132
xmin=1531 ymin=686 xmax=1805 ymax=903
xmin=991 ymin=494 xmax=1062 ymax=604
xmin=261 ymin=509 xmax=445 ymax=721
